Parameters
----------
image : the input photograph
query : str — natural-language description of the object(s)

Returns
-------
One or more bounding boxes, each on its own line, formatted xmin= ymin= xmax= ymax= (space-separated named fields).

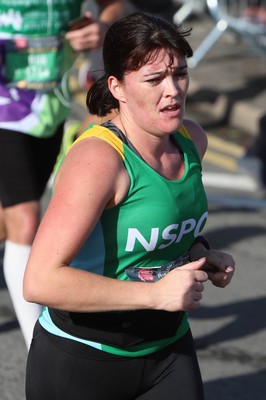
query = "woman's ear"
xmin=108 ymin=76 xmax=126 ymax=103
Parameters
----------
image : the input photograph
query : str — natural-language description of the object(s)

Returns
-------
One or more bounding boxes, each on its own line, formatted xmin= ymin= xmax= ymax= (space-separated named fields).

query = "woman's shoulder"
xmin=69 ymin=124 xmax=126 ymax=160
xmin=182 ymin=119 xmax=208 ymax=160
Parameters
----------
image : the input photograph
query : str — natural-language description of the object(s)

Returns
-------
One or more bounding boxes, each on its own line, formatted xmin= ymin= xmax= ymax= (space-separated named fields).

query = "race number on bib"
xmin=4 ymin=35 xmax=65 ymax=90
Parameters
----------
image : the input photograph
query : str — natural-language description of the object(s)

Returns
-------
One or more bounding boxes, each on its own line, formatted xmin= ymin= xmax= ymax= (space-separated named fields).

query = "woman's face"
xmin=111 ymin=49 xmax=189 ymax=136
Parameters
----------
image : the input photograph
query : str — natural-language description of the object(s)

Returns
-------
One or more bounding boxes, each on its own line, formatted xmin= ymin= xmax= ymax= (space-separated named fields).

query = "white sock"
xmin=3 ymin=240 xmax=42 ymax=349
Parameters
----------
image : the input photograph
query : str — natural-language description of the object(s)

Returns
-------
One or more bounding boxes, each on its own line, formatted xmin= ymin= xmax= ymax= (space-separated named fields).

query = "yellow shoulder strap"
xmin=67 ymin=124 xmax=125 ymax=160
xmin=179 ymin=125 xmax=191 ymax=139
xmin=68 ymin=123 xmax=191 ymax=158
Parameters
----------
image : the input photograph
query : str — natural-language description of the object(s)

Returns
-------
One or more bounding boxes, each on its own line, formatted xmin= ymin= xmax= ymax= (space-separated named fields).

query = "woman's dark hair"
xmin=86 ymin=12 xmax=193 ymax=117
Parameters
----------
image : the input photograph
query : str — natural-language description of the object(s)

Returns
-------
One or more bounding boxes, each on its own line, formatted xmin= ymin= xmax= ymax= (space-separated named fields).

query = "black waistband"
xmin=49 ymin=308 xmax=184 ymax=348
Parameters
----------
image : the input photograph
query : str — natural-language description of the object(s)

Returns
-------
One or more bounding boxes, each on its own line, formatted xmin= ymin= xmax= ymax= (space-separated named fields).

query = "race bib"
xmin=4 ymin=35 xmax=67 ymax=90
xmin=125 ymin=252 xmax=190 ymax=282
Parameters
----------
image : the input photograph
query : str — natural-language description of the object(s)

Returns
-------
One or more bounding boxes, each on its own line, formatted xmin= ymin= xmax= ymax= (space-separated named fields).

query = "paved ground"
xmin=0 ymin=10 xmax=266 ymax=400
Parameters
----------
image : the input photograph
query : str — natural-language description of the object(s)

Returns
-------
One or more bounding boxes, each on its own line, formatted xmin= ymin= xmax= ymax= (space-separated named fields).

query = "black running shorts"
xmin=26 ymin=322 xmax=204 ymax=400
xmin=0 ymin=125 xmax=64 ymax=207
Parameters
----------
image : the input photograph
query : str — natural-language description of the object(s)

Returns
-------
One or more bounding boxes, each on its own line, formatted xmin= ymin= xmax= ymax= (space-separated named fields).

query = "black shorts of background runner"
xmin=26 ymin=322 xmax=204 ymax=400
xmin=0 ymin=124 xmax=64 ymax=208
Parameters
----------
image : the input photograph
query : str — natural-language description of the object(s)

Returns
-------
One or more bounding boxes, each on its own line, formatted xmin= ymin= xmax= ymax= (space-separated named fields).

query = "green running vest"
xmin=40 ymin=123 xmax=208 ymax=357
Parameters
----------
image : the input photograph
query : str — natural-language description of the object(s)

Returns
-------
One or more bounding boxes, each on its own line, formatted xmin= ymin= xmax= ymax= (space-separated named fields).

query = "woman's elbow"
xmin=23 ymin=270 xmax=44 ymax=304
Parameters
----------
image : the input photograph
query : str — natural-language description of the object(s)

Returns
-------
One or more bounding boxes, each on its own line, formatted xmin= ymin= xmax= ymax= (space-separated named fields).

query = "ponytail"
xmin=86 ymin=75 xmax=119 ymax=117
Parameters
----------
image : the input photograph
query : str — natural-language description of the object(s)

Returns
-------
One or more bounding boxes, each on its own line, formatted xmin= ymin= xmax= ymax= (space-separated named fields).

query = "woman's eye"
xmin=174 ymin=71 xmax=188 ymax=79
xmin=147 ymin=77 xmax=163 ymax=84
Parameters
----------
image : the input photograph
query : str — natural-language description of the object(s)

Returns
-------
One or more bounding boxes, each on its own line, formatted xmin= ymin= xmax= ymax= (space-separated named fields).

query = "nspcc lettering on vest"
xmin=126 ymin=211 xmax=208 ymax=252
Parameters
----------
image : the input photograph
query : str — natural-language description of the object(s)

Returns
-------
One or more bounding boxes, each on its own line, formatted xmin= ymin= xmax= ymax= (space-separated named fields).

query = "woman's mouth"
xmin=161 ymin=104 xmax=181 ymax=115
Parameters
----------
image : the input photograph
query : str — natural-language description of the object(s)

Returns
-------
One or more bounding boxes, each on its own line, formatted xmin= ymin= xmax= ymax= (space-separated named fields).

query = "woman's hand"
xmin=202 ymin=250 xmax=235 ymax=288
xmin=154 ymin=258 xmax=208 ymax=312
xmin=190 ymin=243 xmax=235 ymax=288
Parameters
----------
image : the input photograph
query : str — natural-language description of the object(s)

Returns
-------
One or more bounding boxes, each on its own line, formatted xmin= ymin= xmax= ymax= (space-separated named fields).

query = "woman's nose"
xmin=165 ymin=76 xmax=179 ymax=97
